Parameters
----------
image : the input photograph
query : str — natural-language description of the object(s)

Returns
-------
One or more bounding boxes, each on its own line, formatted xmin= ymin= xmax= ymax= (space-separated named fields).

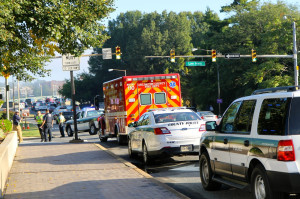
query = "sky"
xmin=1 ymin=0 xmax=299 ymax=84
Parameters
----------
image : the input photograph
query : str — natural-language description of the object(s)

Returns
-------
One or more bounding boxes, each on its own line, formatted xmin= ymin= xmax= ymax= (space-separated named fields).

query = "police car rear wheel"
xmin=142 ymin=143 xmax=151 ymax=165
xmin=199 ymin=152 xmax=221 ymax=191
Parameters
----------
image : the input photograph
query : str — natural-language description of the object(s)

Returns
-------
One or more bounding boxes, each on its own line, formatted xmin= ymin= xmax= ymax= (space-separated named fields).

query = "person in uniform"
xmin=35 ymin=111 xmax=44 ymax=142
xmin=58 ymin=112 xmax=66 ymax=137
xmin=40 ymin=109 xmax=54 ymax=142
xmin=13 ymin=110 xmax=23 ymax=143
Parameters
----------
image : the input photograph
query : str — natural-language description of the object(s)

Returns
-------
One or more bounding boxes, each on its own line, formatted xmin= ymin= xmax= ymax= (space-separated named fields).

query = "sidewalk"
xmin=4 ymin=140 xmax=184 ymax=199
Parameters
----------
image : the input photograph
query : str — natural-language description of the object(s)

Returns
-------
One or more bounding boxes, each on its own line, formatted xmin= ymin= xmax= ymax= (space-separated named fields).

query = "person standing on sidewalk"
xmin=40 ymin=109 xmax=54 ymax=142
xmin=13 ymin=110 xmax=23 ymax=143
xmin=35 ymin=111 xmax=44 ymax=142
xmin=58 ymin=112 xmax=66 ymax=137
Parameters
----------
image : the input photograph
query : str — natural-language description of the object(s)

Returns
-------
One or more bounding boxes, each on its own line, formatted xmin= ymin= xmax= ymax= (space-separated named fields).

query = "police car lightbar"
xmin=147 ymin=107 xmax=187 ymax=112
xmin=252 ymin=86 xmax=300 ymax=95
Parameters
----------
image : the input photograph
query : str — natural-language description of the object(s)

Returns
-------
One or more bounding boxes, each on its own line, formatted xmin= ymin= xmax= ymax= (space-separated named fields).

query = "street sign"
xmin=185 ymin=61 xmax=206 ymax=67
xmin=62 ymin=54 xmax=80 ymax=71
xmin=225 ymin=53 xmax=240 ymax=59
xmin=102 ymin=48 xmax=112 ymax=59
xmin=22 ymin=109 xmax=30 ymax=117
xmin=217 ymin=99 xmax=223 ymax=104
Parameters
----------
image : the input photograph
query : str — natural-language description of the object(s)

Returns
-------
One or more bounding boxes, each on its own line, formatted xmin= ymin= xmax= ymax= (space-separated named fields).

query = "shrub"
xmin=0 ymin=111 xmax=14 ymax=120
xmin=0 ymin=119 xmax=12 ymax=133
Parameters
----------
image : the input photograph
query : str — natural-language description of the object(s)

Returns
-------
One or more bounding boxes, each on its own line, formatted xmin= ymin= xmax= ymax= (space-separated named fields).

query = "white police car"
xmin=199 ymin=86 xmax=300 ymax=199
xmin=128 ymin=107 xmax=206 ymax=164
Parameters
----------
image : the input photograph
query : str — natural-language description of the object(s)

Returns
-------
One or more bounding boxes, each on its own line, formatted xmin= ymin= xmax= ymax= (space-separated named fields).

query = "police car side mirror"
xmin=206 ymin=121 xmax=217 ymax=131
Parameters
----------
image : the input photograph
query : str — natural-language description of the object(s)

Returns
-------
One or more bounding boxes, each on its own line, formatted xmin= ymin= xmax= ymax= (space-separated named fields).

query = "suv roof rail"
xmin=147 ymin=107 xmax=187 ymax=112
xmin=252 ymin=86 xmax=300 ymax=95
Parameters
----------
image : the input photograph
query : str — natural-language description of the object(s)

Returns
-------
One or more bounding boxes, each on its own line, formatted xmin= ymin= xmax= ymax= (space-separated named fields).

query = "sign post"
xmin=62 ymin=54 xmax=82 ymax=142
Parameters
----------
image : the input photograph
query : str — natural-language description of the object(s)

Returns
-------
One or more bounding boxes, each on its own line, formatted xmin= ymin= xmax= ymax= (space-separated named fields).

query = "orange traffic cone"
xmin=27 ymin=124 xmax=30 ymax=129
xmin=22 ymin=124 xmax=25 ymax=130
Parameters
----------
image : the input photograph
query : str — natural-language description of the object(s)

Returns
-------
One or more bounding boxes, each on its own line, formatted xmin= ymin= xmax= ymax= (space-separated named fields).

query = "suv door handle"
xmin=224 ymin=138 xmax=228 ymax=144
xmin=244 ymin=140 xmax=249 ymax=147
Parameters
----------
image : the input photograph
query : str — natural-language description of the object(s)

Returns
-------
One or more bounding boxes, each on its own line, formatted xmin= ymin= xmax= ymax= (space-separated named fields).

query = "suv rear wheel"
xmin=251 ymin=165 xmax=286 ymax=199
xmin=199 ymin=152 xmax=221 ymax=191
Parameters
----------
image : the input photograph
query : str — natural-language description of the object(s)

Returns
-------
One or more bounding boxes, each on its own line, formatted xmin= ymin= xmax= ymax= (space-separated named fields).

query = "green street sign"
xmin=185 ymin=61 xmax=206 ymax=67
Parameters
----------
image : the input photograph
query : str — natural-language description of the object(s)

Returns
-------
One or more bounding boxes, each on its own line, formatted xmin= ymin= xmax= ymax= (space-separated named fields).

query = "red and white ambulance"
xmin=98 ymin=73 xmax=182 ymax=144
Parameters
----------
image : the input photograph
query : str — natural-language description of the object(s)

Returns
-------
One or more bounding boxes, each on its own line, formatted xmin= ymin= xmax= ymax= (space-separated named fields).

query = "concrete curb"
xmin=94 ymin=143 xmax=189 ymax=199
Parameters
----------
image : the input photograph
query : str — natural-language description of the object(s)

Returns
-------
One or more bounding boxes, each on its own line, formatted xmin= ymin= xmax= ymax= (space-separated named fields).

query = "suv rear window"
xmin=288 ymin=97 xmax=300 ymax=135
xmin=258 ymin=98 xmax=290 ymax=136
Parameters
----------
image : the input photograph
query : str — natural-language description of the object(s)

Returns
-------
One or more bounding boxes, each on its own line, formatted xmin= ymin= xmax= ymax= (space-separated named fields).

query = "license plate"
xmin=180 ymin=145 xmax=193 ymax=152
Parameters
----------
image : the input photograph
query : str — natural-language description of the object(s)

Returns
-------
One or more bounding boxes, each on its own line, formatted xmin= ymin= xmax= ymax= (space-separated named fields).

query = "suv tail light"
xmin=277 ymin=140 xmax=295 ymax=161
xmin=199 ymin=124 xmax=206 ymax=132
xmin=154 ymin=127 xmax=171 ymax=135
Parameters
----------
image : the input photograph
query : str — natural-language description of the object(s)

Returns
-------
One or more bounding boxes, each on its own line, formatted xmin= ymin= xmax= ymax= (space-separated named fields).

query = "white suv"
xmin=199 ymin=86 xmax=300 ymax=199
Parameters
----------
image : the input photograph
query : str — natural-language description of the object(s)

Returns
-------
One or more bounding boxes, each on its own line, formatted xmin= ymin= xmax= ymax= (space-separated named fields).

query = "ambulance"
xmin=99 ymin=73 xmax=182 ymax=144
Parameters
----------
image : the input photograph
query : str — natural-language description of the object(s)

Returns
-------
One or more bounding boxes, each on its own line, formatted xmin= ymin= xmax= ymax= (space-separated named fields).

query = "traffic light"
xmin=170 ymin=49 xmax=175 ymax=63
xmin=251 ymin=49 xmax=257 ymax=62
xmin=115 ymin=46 xmax=121 ymax=59
xmin=212 ymin=49 xmax=216 ymax=62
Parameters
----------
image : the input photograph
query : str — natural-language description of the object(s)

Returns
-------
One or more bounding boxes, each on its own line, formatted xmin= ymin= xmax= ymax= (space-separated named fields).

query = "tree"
xmin=0 ymin=0 xmax=114 ymax=81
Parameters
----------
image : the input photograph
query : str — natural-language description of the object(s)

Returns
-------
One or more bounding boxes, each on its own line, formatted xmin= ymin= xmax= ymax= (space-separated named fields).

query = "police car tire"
xmin=251 ymin=165 xmax=285 ymax=199
xmin=89 ymin=124 xmax=97 ymax=135
xmin=199 ymin=152 xmax=221 ymax=191
xmin=66 ymin=126 xmax=73 ymax=137
xmin=142 ymin=143 xmax=152 ymax=165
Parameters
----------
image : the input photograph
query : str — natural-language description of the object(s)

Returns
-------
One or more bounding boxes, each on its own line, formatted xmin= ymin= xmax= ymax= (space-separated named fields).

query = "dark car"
xmin=62 ymin=111 xmax=73 ymax=122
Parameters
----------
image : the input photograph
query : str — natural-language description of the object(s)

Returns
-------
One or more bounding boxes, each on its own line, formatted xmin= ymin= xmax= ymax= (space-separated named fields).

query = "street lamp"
xmin=108 ymin=68 xmax=127 ymax=76
xmin=283 ymin=15 xmax=298 ymax=86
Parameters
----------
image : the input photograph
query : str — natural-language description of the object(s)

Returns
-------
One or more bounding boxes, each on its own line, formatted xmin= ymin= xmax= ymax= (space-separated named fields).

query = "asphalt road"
xmin=97 ymin=139 xmax=252 ymax=199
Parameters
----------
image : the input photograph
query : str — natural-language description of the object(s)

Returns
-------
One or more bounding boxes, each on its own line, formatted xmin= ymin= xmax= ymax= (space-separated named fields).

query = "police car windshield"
xmin=154 ymin=112 xmax=200 ymax=123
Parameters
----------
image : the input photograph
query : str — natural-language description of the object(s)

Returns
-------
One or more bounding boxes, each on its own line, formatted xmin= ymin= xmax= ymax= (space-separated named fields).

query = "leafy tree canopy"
xmin=0 ymin=0 xmax=114 ymax=81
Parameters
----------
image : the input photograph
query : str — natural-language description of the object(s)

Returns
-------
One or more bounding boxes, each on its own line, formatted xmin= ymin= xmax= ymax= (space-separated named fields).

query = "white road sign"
xmin=62 ymin=54 xmax=80 ymax=71
xmin=102 ymin=48 xmax=112 ymax=59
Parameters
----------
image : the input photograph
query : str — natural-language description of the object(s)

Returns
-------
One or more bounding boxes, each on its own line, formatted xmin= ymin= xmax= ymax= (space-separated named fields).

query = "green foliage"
xmin=0 ymin=119 xmax=12 ymax=134
xmin=0 ymin=0 xmax=114 ymax=81
xmin=0 ymin=111 xmax=14 ymax=120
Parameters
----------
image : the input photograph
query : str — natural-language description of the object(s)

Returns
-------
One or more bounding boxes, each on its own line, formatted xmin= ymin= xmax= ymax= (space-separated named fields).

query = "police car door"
xmin=213 ymin=101 xmax=242 ymax=176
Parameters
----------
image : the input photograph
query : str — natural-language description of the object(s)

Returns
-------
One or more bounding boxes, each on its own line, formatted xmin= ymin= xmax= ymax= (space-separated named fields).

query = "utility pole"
xmin=292 ymin=21 xmax=298 ymax=86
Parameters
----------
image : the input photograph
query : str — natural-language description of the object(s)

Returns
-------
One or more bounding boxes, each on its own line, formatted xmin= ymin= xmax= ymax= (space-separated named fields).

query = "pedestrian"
xmin=35 ymin=111 xmax=44 ymax=142
xmin=58 ymin=112 xmax=66 ymax=137
xmin=12 ymin=110 xmax=23 ymax=143
xmin=40 ymin=109 xmax=54 ymax=142
xmin=209 ymin=105 xmax=214 ymax=112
